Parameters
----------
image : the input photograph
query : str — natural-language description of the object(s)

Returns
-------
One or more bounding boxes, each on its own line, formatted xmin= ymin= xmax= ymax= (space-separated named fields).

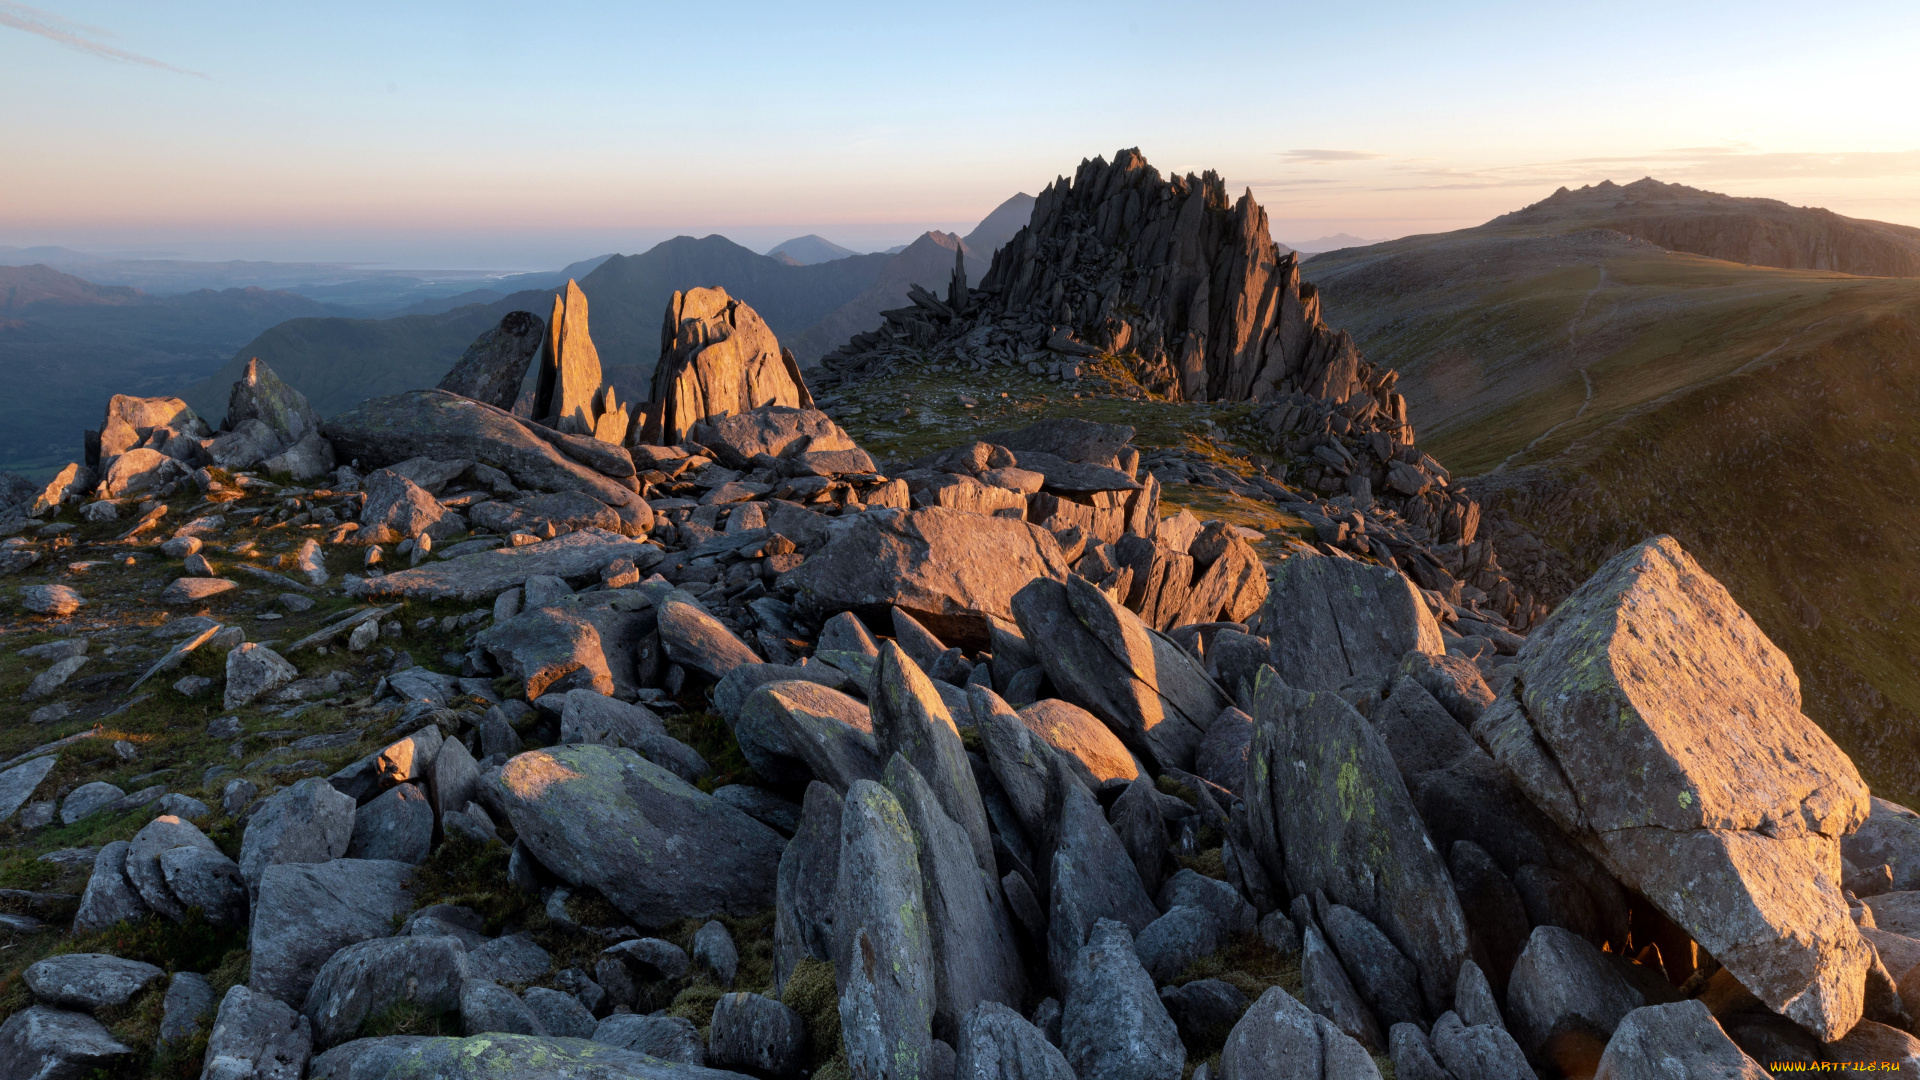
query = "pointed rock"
xmin=833 ymin=779 xmax=936 ymax=1079
xmin=871 ymin=642 xmax=996 ymax=882
xmin=648 ymin=287 xmax=813 ymax=446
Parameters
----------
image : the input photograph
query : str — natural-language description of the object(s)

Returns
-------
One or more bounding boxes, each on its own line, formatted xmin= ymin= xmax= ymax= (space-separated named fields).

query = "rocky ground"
xmin=1 ymin=148 xmax=1917 ymax=1080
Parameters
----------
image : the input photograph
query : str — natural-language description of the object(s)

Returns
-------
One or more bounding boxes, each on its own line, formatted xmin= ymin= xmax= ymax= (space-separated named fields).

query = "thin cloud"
xmin=0 ymin=1 xmax=207 ymax=77
xmin=1278 ymin=149 xmax=1387 ymax=164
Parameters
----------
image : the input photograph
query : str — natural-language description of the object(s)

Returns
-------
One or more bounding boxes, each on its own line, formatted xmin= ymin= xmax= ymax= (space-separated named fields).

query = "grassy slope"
xmin=1309 ymin=226 xmax=1920 ymax=803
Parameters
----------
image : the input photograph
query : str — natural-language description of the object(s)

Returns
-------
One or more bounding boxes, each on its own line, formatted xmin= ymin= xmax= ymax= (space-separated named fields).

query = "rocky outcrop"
xmin=438 ymin=310 xmax=545 ymax=411
xmin=645 ymin=286 xmax=814 ymax=446
xmin=1476 ymin=535 xmax=1872 ymax=1040
xmin=532 ymin=280 xmax=628 ymax=443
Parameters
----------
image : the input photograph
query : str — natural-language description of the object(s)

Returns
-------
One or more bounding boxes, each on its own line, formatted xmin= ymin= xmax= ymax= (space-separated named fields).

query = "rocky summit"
xmin=1 ymin=148 xmax=1916 ymax=1080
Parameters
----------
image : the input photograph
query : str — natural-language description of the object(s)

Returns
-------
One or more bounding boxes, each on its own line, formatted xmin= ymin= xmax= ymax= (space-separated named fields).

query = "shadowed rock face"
xmin=1477 ymin=535 xmax=1872 ymax=1040
xmin=647 ymin=286 xmax=814 ymax=446
xmin=438 ymin=309 xmax=545 ymax=411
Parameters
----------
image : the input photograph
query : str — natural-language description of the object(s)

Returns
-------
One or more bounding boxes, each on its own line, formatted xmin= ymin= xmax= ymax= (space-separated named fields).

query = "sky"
xmin=3 ymin=0 xmax=1918 ymax=271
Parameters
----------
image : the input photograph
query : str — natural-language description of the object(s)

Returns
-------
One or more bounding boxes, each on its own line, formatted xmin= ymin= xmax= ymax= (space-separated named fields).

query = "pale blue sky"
xmin=3 ymin=0 xmax=1916 ymax=269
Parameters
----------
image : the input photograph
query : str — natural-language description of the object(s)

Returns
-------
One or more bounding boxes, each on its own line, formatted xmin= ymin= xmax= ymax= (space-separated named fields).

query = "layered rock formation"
xmin=644 ymin=286 xmax=814 ymax=446
xmin=532 ymin=280 xmax=628 ymax=443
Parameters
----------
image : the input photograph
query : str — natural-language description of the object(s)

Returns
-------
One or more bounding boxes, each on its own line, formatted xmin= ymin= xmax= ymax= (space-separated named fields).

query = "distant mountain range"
xmin=0 ymin=264 xmax=335 ymax=473
xmin=1303 ymin=178 xmax=1920 ymax=799
xmin=1283 ymin=233 xmax=1383 ymax=254
xmin=767 ymin=235 xmax=861 ymax=265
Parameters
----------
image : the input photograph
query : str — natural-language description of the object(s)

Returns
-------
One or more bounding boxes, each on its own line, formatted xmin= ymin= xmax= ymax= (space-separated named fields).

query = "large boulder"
xmin=303 ymin=936 xmax=471 ymax=1049
xmin=475 ymin=592 xmax=657 ymax=699
xmin=1018 ymin=698 xmax=1140 ymax=787
xmin=440 ymin=310 xmax=545 ymax=410
xmin=1475 ymin=536 xmax=1872 ymax=1040
xmin=870 ymin=643 xmax=996 ymax=880
xmin=1245 ymin=672 xmax=1473 ymax=1013
xmin=884 ymin=755 xmax=1026 ymax=1041
xmin=355 ymin=527 xmax=659 ymax=603
xmin=239 ymin=776 xmax=356 ymax=896
xmin=1506 ymin=925 xmax=1644 ymax=1065
xmin=487 ymin=744 xmax=784 ymax=927
xmin=0 ymin=1005 xmax=134 ymax=1078
xmin=227 ymin=357 xmax=322 ymax=452
xmin=357 ymin=469 xmax=455 ymax=544
xmin=1047 ymin=759 xmax=1160 ymax=987
xmin=1218 ymin=986 xmax=1382 ymax=1080
xmin=1253 ymin=554 xmax=1443 ymax=691
xmin=471 ymin=491 xmax=644 ymax=539
xmin=833 ymin=779 xmax=936 ymax=1079
xmin=23 ymin=953 xmax=164 ymax=1011
xmin=1845 ymin=797 xmax=1920 ymax=893
xmin=1011 ymin=574 xmax=1229 ymax=771
xmin=647 ymin=288 xmax=814 ymax=446
xmin=1594 ymin=1000 xmax=1770 ymax=1079
xmin=248 ymin=859 xmax=415 ymax=1006
xmin=954 ymin=1001 xmax=1076 ymax=1080
xmin=307 ymin=1033 xmax=753 ymax=1078
xmin=1062 ymin=919 xmax=1184 ymax=1080
xmin=96 ymin=393 xmax=204 ymax=463
xmin=322 ymin=390 xmax=641 ymax=507
xmin=783 ymin=506 xmax=1073 ymax=646
xmin=735 ymin=680 xmax=881 ymax=793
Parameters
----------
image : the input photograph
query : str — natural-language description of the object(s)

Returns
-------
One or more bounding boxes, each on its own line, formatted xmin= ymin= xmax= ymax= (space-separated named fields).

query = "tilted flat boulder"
xmin=303 ymin=936 xmax=471 ymax=1049
xmin=472 ymin=491 xmax=647 ymax=539
xmin=648 ymin=287 xmax=814 ymax=447
xmin=1046 ymin=758 xmax=1160 ymax=988
xmin=0 ymin=1005 xmax=134 ymax=1078
xmin=249 ymin=859 xmax=415 ymax=1007
xmin=24 ymin=953 xmax=165 ymax=1011
xmin=1218 ymin=985 xmax=1382 ymax=1080
xmin=1062 ymin=919 xmax=1184 ymax=1080
xmin=783 ymin=506 xmax=1072 ymax=646
xmin=1018 ymin=697 xmax=1140 ymax=788
xmin=1594 ymin=1000 xmax=1770 ymax=1080
xmin=735 ymin=680 xmax=881 ymax=793
xmin=1474 ymin=536 xmax=1872 ymax=1040
xmin=355 ymin=528 xmax=660 ymax=602
xmin=1245 ymin=671 xmax=1473 ymax=1013
xmin=439 ymin=310 xmax=545 ymax=410
xmin=489 ymin=744 xmax=784 ymax=927
xmin=1253 ymin=553 xmax=1443 ymax=691
xmin=1011 ymin=574 xmax=1228 ymax=771
xmin=322 ymin=390 xmax=641 ymax=507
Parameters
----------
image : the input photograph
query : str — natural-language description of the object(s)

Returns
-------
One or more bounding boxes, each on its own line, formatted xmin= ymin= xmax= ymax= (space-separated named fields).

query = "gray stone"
xmin=833 ymin=779 xmax=936 ymax=1079
xmin=1393 ymin=650 xmax=1496 ymax=727
xmin=73 ymin=841 xmax=150 ymax=932
xmin=1594 ymin=999 xmax=1770 ymax=1079
xmin=1300 ymin=919 xmax=1382 ymax=1053
xmin=61 ymin=779 xmax=123 ymax=825
xmin=785 ymin=506 xmax=1073 ymax=646
xmin=1253 ymin=554 xmax=1443 ymax=692
xmin=1245 ymin=674 xmax=1472 ymax=1013
xmin=1157 ymin=869 xmax=1257 ymax=936
xmin=1388 ymin=1023 xmax=1451 ymax=1080
xmin=228 ymin=357 xmax=321 ymax=451
xmin=1506 ymin=925 xmax=1644 ymax=1065
xmin=202 ymin=984 xmax=313 ymax=1080
xmin=658 ymin=599 xmax=761 ymax=680
xmin=693 ymin=921 xmax=739 ymax=987
xmin=476 ymin=596 xmax=655 ymax=700
xmin=470 ymin=933 xmax=551 ymax=985
xmin=158 ymin=971 xmax=215 ymax=1052
xmin=1320 ymin=902 xmax=1423 ymax=1031
xmin=1481 ymin=536 xmax=1870 ymax=1039
xmin=593 ymin=1014 xmax=705 ymax=1065
xmin=249 ymin=858 xmax=415 ymax=1006
xmin=817 ymin=611 xmax=880 ymax=657
xmin=347 ymin=782 xmax=433 ymax=863
xmin=1195 ymin=706 xmax=1253 ymax=796
xmin=1159 ymin=979 xmax=1249 ymax=1047
xmin=1428 ymin=1010 xmax=1532 ymax=1079
xmin=302 ymin=1031 xmax=753 ymax=1078
xmin=560 ymin=690 xmax=707 ymax=783
xmin=263 ymin=430 xmax=336 ymax=482
xmin=1011 ymin=574 xmax=1228 ymax=772
xmin=356 ymin=526 xmax=659 ymax=603
xmin=736 ymin=680 xmax=881 ymax=793
xmin=20 ymin=583 xmax=84 ymax=616
xmin=1109 ymin=776 xmax=1169 ymax=895
xmin=693 ymin=405 xmax=852 ymax=469
xmin=430 ymin=735 xmax=482 ymax=819
xmin=1455 ymin=959 xmax=1504 ymax=1030
xmin=24 ymin=953 xmax=165 ymax=1011
xmin=521 ymin=987 xmax=597 ymax=1039
xmin=710 ymin=661 xmax=851 ymax=725
xmin=301 ymin=937 xmax=471 ymax=1051
xmin=328 ymin=726 xmax=443 ymax=805
xmin=1062 ymin=918 xmax=1183 ymax=1080
xmin=239 ymin=776 xmax=357 ymax=895
xmin=0 ymin=1005 xmax=133 ymax=1079
xmin=709 ymin=992 xmax=805 ymax=1076
xmin=22 ymin=654 xmax=87 ymax=700
xmin=124 ymin=814 xmax=222 ymax=922
xmin=709 ymin=785 xmax=802 ymax=836
xmin=884 ymin=753 xmax=1026 ymax=1041
xmin=155 ymin=792 xmax=211 ymax=819
xmin=954 ymin=1001 xmax=1073 ymax=1080
xmin=872 ymin=643 xmax=997 ymax=881
xmin=1134 ymin=904 xmax=1222 ymax=984
xmin=774 ymin=782 xmax=842 ymax=994
xmin=440 ymin=311 xmax=546 ymax=410
xmin=602 ymin=937 xmax=689 ymax=984
xmin=1047 ymin=760 xmax=1159 ymax=990
xmin=488 ymin=744 xmax=784 ymax=926
xmin=972 ymin=685 xmax=1060 ymax=857
xmin=160 ymin=576 xmax=239 ymax=604
xmin=460 ymin=978 xmax=545 ymax=1037
xmin=159 ymin=842 xmax=248 ymax=926
xmin=1218 ymin=986 xmax=1382 ymax=1080
xmin=226 ymin=642 xmax=300 ymax=709
xmin=1845 ymin=797 xmax=1920 ymax=893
